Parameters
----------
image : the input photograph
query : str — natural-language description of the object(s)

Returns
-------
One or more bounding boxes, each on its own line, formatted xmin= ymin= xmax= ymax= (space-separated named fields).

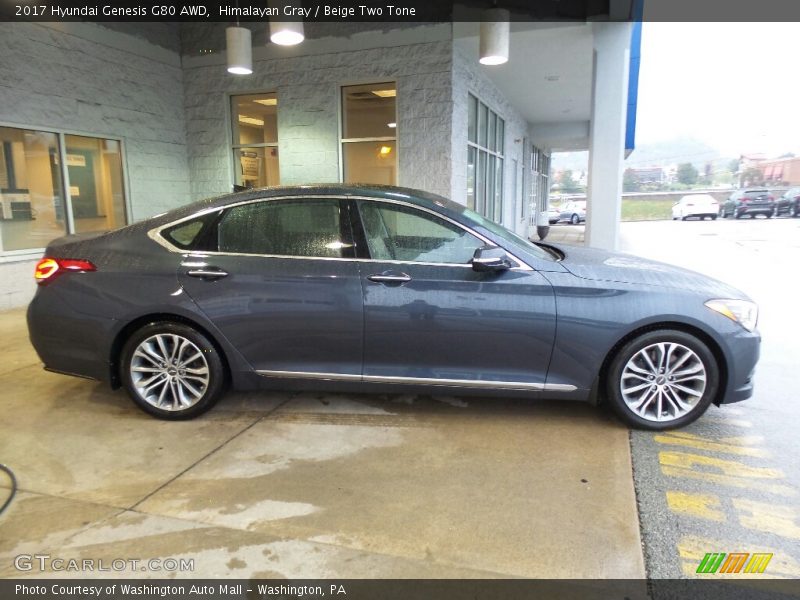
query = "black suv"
xmin=720 ymin=189 xmax=775 ymax=219
xmin=775 ymin=187 xmax=800 ymax=218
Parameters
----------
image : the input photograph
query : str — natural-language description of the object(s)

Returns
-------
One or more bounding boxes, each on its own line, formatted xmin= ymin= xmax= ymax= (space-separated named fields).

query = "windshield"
xmin=462 ymin=207 xmax=555 ymax=262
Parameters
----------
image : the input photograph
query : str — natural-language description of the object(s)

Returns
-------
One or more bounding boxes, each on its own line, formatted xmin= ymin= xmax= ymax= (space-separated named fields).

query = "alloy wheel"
xmin=619 ymin=342 xmax=707 ymax=423
xmin=129 ymin=334 xmax=210 ymax=411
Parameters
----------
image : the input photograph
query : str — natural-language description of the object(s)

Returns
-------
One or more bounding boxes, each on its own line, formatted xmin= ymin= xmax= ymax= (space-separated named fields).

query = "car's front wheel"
xmin=120 ymin=322 xmax=226 ymax=420
xmin=605 ymin=330 xmax=719 ymax=430
xmin=570 ymin=214 xmax=580 ymax=225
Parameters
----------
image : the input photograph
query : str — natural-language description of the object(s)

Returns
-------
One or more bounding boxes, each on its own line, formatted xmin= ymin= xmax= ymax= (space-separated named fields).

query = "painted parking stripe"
xmin=666 ymin=491 xmax=725 ymax=522
xmin=659 ymin=452 xmax=796 ymax=496
xmin=654 ymin=432 xmax=768 ymax=457
xmin=734 ymin=499 xmax=800 ymax=540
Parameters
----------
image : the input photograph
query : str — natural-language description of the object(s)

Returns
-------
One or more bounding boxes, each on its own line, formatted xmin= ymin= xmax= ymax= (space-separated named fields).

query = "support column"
xmin=586 ymin=22 xmax=632 ymax=251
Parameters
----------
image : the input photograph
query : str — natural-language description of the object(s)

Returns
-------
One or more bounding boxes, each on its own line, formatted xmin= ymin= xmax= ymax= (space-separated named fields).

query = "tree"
xmin=623 ymin=168 xmax=640 ymax=193
xmin=741 ymin=167 xmax=763 ymax=187
xmin=676 ymin=162 xmax=698 ymax=186
xmin=557 ymin=169 xmax=582 ymax=193
xmin=727 ymin=159 xmax=740 ymax=174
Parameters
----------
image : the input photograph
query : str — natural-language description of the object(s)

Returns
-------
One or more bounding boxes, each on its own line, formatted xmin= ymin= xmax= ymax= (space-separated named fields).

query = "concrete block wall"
xmin=451 ymin=45 xmax=533 ymax=235
xmin=182 ymin=28 xmax=454 ymax=200
xmin=0 ymin=22 xmax=191 ymax=309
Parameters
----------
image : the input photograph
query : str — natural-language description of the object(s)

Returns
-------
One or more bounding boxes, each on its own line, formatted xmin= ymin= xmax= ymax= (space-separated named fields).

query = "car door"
xmin=177 ymin=197 xmax=363 ymax=377
xmin=352 ymin=199 xmax=556 ymax=388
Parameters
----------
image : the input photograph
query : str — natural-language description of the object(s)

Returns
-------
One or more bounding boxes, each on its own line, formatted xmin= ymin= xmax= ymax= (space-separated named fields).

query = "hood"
xmin=555 ymin=244 xmax=749 ymax=299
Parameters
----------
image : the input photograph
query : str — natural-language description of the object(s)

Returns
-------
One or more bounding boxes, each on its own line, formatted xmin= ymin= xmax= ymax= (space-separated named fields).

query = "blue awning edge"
xmin=625 ymin=0 xmax=643 ymax=158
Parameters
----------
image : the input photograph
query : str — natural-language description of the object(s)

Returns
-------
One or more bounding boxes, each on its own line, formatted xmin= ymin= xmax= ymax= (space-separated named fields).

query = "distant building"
xmin=758 ymin=157 xmax=800 ymax=186
xmin=736 ymin=154 xmax=800 ymax=187
xmin=628 ymin=166 xmax=665 ymax=184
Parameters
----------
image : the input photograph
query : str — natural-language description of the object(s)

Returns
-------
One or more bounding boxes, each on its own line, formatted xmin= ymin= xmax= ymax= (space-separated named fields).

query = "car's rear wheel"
xmin=120 ymin=322 xmax=226 ymax=420
xmin=606 ymin=330 xmax=719 ymax=430
xmin=570 ymin=214 xmax=580 ymax=225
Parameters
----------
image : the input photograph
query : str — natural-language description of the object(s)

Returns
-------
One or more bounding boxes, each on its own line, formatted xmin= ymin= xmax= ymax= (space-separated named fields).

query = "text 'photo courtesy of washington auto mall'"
xmin=0 ymin=1 xmax=799 ymax=599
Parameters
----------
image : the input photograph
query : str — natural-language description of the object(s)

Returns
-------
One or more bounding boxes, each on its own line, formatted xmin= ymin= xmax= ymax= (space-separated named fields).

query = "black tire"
xmin=120 ymin=321 xmax=226 ymax=420
xmin=711 ymin=214 xmax=718 ymax=220
xmin=735 ymin=210 xmax=743 ymax=219
xmin=570 ymin=214 xmax=579 ymax=225
xmin=766 ymin=211 xmax=773 ymax=219
xmin=605 ymin=329 xmax=719 ymax=430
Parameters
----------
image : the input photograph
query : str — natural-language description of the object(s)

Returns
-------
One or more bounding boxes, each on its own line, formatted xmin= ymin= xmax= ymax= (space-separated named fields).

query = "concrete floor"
xmin=0 ymin=308 xmax=645 ymax=579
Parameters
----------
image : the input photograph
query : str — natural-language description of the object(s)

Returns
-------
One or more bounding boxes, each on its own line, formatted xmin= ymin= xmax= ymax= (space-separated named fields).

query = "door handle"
xmin=186 ymin=268 xmax=229 ymax=280
xmin=368 ymin=273 xmax=412 ymax=284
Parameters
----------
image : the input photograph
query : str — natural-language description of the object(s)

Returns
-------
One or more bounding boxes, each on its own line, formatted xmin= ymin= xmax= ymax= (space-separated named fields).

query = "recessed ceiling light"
xmin=372 ymin=89 xmax=396 ymax=98
xmin=387 ymin=122 xmax=396 ymax=128
xmin=545 ymin=75 xmax=560 ymax=82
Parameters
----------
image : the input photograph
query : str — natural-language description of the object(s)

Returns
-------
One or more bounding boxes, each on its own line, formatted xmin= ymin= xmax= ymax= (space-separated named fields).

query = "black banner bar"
xmin=3 ymin=0 xmax=800 ymax=22
xmin=3 ymin=579 xmax=800 ymax=600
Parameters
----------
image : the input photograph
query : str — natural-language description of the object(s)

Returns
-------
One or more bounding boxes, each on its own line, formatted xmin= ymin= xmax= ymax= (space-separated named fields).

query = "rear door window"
xmin=216 ymin=199 xmax=353 ymax=258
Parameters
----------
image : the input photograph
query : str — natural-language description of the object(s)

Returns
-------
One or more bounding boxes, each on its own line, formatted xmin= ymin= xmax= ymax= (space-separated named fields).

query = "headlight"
xmin=705 ymin=299 xmax=758 ymax=332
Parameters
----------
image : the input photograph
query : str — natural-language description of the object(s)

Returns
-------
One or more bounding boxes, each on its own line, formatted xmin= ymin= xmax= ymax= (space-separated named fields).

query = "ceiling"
xmin=453 ymin=22 xmax=594 ymax=125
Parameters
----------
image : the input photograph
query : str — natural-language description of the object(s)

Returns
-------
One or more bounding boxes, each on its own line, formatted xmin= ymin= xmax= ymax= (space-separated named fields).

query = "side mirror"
xmin=472 ymin=245 xmax=512 ymax=272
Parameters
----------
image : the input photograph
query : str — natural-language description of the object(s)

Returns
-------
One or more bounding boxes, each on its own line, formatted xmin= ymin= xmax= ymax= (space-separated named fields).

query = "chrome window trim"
xmin=257 ymin=368 xmax=576 ymax=392
xmin=148 ymin=194 xmax=534 ymax=271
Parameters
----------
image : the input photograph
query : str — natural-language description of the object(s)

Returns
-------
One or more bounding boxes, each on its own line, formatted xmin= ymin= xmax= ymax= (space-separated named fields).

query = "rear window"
xmin=161 ymin=214 xmax=215 ymax=250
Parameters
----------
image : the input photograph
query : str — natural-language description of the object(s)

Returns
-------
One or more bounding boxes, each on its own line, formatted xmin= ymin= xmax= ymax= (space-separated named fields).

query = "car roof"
xmin=680 ymin=193 xmax=715 ymax=200
xmin=148 ymin=184 xmax=469 ymax=226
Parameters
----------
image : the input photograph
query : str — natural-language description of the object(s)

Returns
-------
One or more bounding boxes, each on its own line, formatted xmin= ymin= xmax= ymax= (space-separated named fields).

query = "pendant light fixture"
xmin=269 ymin=0 xmax=305 ymax=46
xmin=479 ymin=7 xmax=510 ymax=66
xmin=226 ymin=25 xmax=253 ymax=75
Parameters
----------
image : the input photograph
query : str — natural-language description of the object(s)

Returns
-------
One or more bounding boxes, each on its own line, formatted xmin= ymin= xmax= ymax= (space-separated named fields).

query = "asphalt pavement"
xmin=616 ymin=217 xmax=800 ymax=580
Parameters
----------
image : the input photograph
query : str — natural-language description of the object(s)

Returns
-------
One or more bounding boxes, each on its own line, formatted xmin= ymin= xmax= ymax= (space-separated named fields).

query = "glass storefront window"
xmin=65 ymin=135 xmax=127 ymax=234
xmin=231 ymin=93 xmax=280 ymax=188
xmin=0 ymin=127 xmax=64 ymax=252
xmin=0 ymin=126 xmax=128 ymax=253
xmin=341 ymin=82 xmax=397 ymax=185
xmin=467 ymin=94 xmax=505 ymax=222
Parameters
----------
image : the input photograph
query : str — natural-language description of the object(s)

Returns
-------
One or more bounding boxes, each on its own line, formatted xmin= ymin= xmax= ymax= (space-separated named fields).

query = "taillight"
xmin=34 ymin=257 xmax=96 ymax=285
xmin=768 ymin=195 xmax=774 ymax=201
xmin=741 ymin=197 xmax=750 ymax=203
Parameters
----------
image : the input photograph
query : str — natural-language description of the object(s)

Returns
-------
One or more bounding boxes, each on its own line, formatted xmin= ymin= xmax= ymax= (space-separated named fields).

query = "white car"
xmin=672 ymin=194 xmax=719 ymax=221
xmin=559 ymin=200 xmax=587 ymax=225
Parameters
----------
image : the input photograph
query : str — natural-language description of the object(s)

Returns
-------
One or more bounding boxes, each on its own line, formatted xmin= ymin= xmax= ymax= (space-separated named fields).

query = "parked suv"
xmin=720 ymin=189 xmax=775 ymax=219
xmin=775 ymin=187 xmax=800 ymax=218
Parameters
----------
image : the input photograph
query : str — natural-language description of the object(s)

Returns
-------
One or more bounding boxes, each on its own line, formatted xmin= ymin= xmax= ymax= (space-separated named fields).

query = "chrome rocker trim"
xmin=256 ymin=369 xmax=577 ymax=392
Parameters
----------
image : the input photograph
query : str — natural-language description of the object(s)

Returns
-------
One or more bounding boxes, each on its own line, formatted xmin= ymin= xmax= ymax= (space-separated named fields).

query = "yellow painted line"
xmin=659 ymin=451 xmax=784 ymax=479
xmin=719 ymin=435 xmax=764 ymax=445
xmin=666 ymin=491 xmax=725 ymax=522
xmin=654 ymin=434 xmax=769 ymax=457
xmin=678 ymin=535 xmax=800 ymax=578
xmin=734 ymin=499 xmax=800 ymax=540
xmin=661 ymin=465 xmax=797 ymax=497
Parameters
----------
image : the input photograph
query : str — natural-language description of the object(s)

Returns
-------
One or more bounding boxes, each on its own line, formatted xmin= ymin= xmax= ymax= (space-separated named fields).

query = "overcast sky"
xmin=636 ymin=22 xmax=800 ymax=158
